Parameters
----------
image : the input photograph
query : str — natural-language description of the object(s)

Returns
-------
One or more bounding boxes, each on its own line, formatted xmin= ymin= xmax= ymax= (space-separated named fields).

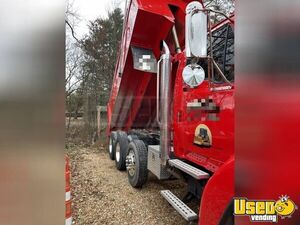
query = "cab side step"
xmin=168 ymin=159 xmax=209 ymax=180
xmin=160 ymin=190 xmax=198 ymax=221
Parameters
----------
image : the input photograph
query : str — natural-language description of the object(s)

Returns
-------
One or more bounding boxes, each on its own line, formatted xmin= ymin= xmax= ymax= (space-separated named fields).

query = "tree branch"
xmin=66 ymin=19 xmax=80 ymax=43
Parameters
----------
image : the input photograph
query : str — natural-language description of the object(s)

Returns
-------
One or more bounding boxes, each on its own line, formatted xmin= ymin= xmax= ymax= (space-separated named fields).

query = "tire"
xmin=108 ymin=132 xmax=117 ymax=160
xmin=222 ymin=214 xmax=234 ymax=225
xmin=128 ymin=134 xmax=139 ymax=142
xmin=219 ymin=201 xmax=234 ymax=225
xmin=126 ymin=140 xmax=148 ymax=188
xmin=115 ymin=131 xmax=128 ymax=170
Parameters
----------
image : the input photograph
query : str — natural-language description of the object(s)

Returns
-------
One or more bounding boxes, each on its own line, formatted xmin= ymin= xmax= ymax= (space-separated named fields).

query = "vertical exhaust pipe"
xmin=157 ymin=41 xmax=172 ymax=166
xmin=172 ymin=26 xmax=181 ymax=53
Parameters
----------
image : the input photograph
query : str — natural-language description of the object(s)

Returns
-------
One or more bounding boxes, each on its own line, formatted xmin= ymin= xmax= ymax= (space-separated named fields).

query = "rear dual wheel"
xmin=108 ymin=132 xmax=117 ymax=160
xmin=115 ymin=131 xmax=128 ymax=170
xmin=109 ymin=131 xmax=148 ymax=187
xmin=126 ymin=140 xmax=148 ymax=188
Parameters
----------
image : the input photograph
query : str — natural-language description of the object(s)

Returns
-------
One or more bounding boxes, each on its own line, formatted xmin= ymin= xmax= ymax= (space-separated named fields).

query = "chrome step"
xmin=160 ymin=190 xmax=198 ymax=221
xmin=168 ymin=159 xmax=209 ymax=180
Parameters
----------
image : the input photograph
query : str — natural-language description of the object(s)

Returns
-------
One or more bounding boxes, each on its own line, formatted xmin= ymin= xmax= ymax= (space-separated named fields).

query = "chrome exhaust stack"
xmin=157 ymin=41 xmax=172 ymax=166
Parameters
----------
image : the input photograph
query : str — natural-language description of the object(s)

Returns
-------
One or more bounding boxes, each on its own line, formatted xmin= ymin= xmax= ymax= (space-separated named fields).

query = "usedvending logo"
xmin=234 ymin=195 xmax=297 ymax=222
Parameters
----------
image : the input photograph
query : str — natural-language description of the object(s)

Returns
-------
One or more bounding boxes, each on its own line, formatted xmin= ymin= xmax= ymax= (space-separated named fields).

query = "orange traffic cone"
xmin=65 ymin=156 xmax=72 ymax=225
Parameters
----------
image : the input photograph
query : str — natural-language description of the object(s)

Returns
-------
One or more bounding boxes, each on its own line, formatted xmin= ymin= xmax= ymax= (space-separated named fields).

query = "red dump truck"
xmin=106 ymin=0 xmax=234 ymax=224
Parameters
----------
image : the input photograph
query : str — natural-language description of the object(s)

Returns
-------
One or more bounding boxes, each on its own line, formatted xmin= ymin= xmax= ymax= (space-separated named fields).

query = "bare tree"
xmin=65 ymin=0 xmax=82 ymax=94
xmin=65 ymin=44 xmax=83 ymax=97
xmin=66 ymin=0 xmax=80 ymax=43
xmin=65 ymin=0 xmax=84 ymax=129
xmin=204 ymin=0 xmax=235 ymax=24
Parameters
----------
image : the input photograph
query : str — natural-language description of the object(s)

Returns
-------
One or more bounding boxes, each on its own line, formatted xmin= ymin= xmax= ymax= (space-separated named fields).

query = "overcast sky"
xmin=71 ymin=0 xmax=125 ymax=38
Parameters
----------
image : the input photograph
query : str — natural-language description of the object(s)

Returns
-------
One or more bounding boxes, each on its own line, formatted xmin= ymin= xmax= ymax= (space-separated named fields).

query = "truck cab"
xmin=173 ymin=14 xmax=234 ymax=173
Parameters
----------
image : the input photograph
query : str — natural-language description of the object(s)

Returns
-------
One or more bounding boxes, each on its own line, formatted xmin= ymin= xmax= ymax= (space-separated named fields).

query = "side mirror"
xmin=185 ymin=1 xmax=207 ymax=58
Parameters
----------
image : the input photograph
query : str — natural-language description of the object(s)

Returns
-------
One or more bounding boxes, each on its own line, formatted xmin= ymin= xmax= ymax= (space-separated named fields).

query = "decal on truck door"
xmin=194 ymin=124 xmax=212 ymax=147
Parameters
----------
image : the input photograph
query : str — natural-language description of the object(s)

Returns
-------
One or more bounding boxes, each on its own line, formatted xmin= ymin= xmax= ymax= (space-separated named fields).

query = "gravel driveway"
xmin=67 ymin=143 xmax=199 ymax=225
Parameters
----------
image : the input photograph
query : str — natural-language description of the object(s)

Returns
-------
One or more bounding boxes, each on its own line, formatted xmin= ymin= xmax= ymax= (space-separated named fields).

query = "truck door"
xmin=173 ymin=22 xmax=234 ymax=171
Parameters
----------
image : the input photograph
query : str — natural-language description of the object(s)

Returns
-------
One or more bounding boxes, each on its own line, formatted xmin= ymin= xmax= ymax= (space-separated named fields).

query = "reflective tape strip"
xmin=65 ymin=191 xmax=71 ymax=201
xmin=65 ymin=217 xmax=72 ymax=225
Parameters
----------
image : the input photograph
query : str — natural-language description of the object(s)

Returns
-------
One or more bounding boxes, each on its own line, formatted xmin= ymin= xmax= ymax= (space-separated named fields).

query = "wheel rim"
xmin=116 ymin=143 xmax=120 ymax=162
xmin=109 ymin=138 xmax=112 ymax=154
xmin=126 ymin=149 xmax=136 ymax=176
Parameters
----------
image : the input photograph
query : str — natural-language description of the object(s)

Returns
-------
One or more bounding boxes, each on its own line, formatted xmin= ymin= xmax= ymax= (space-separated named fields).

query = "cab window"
xmin=208 ymin=23 xmax=234 ymax=83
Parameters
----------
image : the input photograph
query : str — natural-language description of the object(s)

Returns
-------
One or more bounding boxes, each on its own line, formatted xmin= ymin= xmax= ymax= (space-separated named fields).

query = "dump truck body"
xmin=106 ymin=1 xmax=234 ymax=224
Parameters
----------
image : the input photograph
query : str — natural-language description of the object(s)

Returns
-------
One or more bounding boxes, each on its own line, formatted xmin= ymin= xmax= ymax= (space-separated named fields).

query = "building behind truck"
xmin=106 ymin=0 xmax=234 ymax=224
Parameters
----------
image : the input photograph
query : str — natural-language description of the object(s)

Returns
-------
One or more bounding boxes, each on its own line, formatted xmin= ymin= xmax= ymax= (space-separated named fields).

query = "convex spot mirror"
xmin=182 ymin=64 xmax=205 ymax=87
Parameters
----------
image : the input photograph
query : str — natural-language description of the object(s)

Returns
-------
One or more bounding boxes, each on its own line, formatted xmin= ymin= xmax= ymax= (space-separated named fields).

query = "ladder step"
xmin=168 ymin=159 xmax=209 ymax=180
xmin=160 ymin=190 xmax=198 ymax=221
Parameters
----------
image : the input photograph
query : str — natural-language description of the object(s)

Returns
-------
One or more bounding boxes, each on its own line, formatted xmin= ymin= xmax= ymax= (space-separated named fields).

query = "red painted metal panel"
xmin=199 ymin=156 xmax=234 ymax=225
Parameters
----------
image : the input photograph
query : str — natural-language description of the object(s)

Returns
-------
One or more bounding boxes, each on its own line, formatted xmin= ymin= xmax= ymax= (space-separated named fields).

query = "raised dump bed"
xmin=107 ymin=0 xmax=190 ymax=132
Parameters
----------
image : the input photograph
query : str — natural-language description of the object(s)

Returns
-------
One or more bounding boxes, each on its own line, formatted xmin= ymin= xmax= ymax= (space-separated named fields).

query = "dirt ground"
xmin=66 ymin=139 xmax=200 ymax=225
